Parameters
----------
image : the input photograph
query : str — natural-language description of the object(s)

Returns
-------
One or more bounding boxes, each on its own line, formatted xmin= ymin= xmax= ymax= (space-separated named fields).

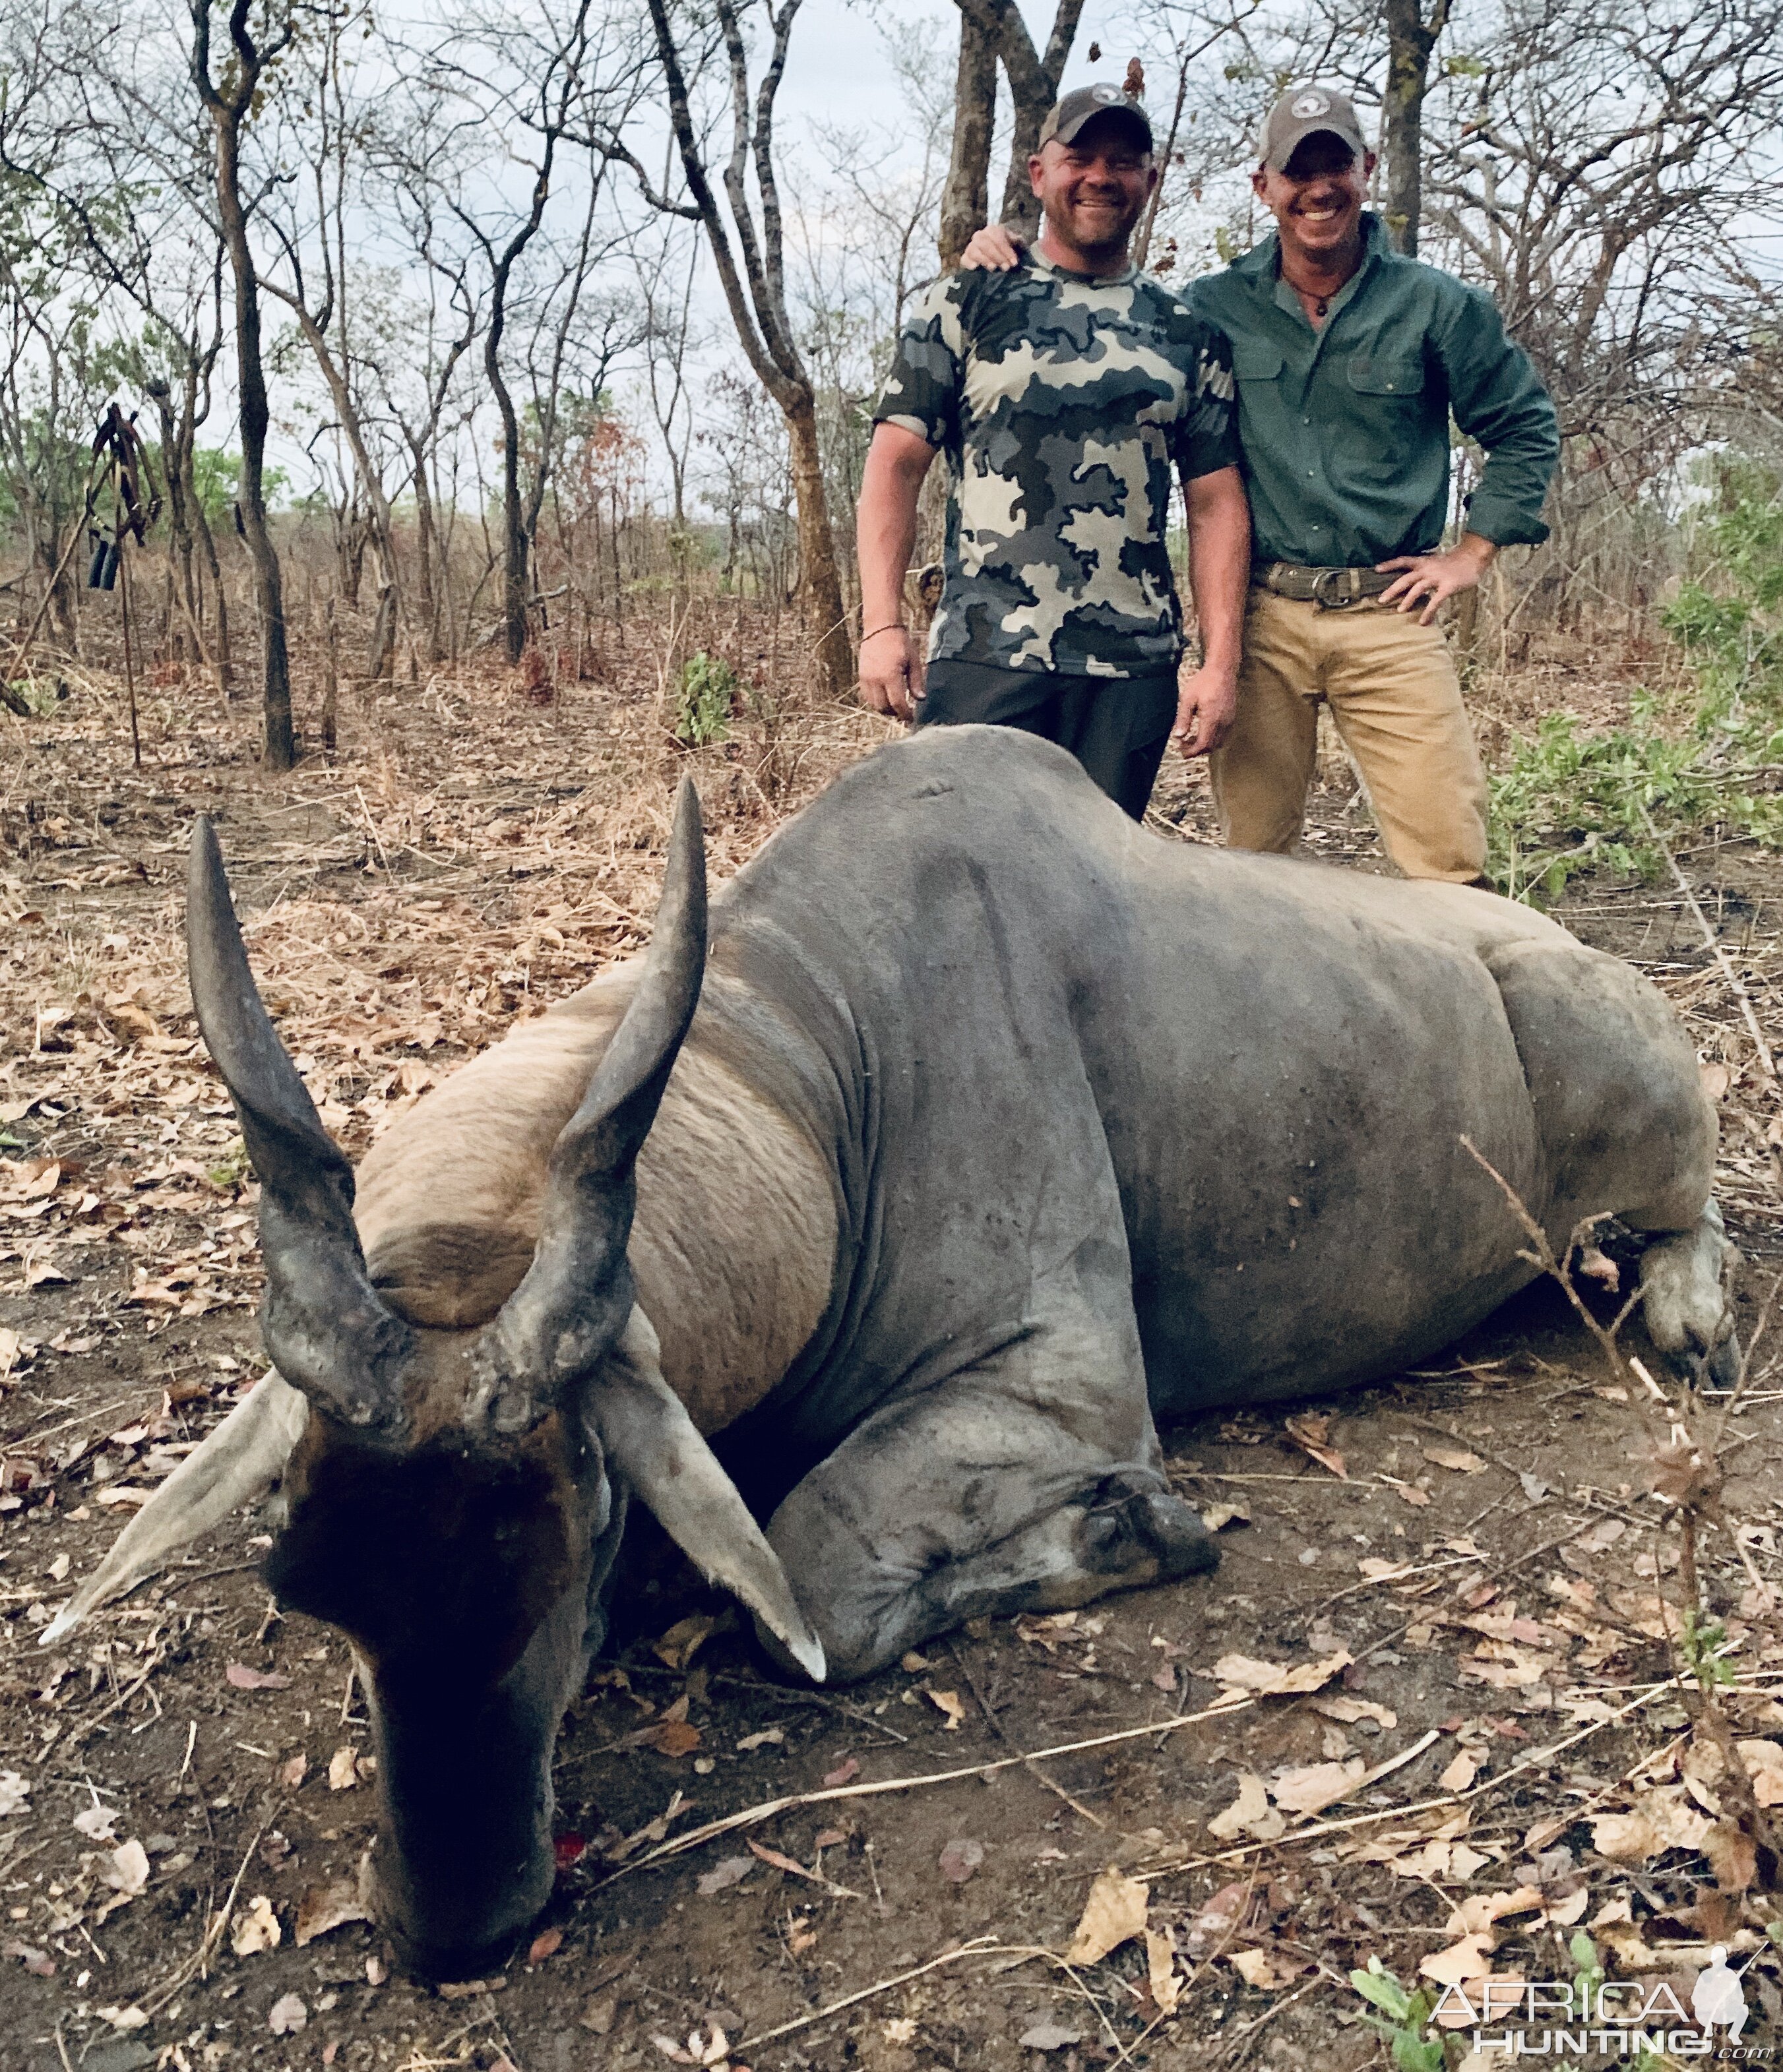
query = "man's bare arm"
xmin=1173 ymin=465 xmax=1250 ymax=758
xmin=856 ymin=423 xmax=937 ymax=721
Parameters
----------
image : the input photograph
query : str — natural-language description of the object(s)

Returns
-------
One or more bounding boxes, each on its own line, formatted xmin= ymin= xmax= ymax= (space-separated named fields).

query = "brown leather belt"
xmin=1255 ymin=561 xmax=1395 ymax=609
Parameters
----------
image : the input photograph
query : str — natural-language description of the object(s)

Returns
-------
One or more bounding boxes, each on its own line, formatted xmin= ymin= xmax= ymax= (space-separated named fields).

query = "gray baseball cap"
xmin=1257 ymin=86 xmax=1367 ymax=172
xmin=1039 ymin=82 xmax=1154 ymax=153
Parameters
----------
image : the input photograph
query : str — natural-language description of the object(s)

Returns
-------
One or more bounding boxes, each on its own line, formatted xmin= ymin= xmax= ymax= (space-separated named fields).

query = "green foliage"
xmin=673 ymin=651 xmax=737 ymax=748
xmin=1681 ymin=1606 xmax=1736 ymax=1690
xmin=1348 ymin=1959 xmax=1446 ymax=2071
xmin=206 ymin=1141 xmax=249 ymax=1194
xmin=1489 ymin=468 xmax=1783 ymax=901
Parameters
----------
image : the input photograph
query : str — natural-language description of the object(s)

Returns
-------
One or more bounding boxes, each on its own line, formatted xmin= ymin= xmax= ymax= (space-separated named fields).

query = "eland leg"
xmin=761 ymin=1304 xmax=1216 ymax=1684
xmin=1638 ymin=1200 xmax=1740 ymax=1387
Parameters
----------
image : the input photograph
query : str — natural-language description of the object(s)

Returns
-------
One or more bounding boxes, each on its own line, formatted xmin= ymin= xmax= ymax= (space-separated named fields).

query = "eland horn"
xmin=187 ymin=816 xmax=415 ymax=1432
xmin=478 ymin=777 xmax=708 ymax=1419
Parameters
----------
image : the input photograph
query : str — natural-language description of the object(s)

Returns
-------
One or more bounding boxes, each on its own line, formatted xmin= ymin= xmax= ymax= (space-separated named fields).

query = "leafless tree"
xmin=606 ymin=0 xmax=856 ymax=702
xmin=191 ymin=0 xmax=297 ymax=767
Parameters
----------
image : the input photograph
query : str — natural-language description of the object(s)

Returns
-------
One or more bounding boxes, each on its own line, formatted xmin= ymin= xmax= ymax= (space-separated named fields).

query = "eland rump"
xmin=48 ymin=726 xmax=1736 ymax=1978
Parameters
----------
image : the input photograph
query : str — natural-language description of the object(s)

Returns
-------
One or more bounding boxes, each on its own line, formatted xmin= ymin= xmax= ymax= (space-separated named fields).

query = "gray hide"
xmin=375 ymin=727 xmax=1723 ymax=1681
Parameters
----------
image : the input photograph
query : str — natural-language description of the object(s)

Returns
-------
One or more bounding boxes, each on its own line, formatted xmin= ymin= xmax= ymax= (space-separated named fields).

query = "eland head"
xmin=47 ymin=780 xmax=822 ymax=1979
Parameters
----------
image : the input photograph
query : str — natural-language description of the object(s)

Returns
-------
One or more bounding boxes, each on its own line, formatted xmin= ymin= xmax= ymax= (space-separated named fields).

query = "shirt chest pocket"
xmin=1346 ymin=354 xmax=1423 ymax=398
xmin=1232 ymin=345 xmax=1284 ymax=383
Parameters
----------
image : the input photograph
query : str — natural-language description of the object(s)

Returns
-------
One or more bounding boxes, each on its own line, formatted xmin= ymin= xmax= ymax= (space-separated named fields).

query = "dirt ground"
xmin=3 ymin=625 xmax=1782 ymax=2072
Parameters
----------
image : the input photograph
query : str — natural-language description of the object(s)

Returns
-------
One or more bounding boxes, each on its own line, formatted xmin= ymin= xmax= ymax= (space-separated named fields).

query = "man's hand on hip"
xmin=1376 ymin=533 xmax=1497 ymax=625
xmin=1172 ymin=662 xmax=1237 ymax=758
xmin=959 ymin=224 xmax=1026 ymax=270
xmin=858 ymin=625 xmax=923 ymax=722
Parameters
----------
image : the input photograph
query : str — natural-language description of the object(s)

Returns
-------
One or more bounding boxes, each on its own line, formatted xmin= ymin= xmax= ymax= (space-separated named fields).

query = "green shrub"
xmin=673 ymin=651 xmax=737 ymax=748
xmin=1489 ymin=474 xmax=1783 ymax=901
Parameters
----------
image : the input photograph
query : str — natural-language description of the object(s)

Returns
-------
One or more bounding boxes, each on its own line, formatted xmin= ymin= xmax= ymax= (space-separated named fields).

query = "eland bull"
xmin=46 ymin=725 xmax=1736 ymax=1978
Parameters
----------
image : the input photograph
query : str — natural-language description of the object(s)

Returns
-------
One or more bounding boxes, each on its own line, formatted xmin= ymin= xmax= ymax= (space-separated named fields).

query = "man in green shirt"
xmin=960 ymin=86 xmax=1559 ymax=883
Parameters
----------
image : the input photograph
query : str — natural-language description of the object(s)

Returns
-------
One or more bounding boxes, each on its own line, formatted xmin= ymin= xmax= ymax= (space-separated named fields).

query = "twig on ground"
xmin=948 ymin=1635 xmax=1108 ymax=1829
xmin=600 ymin=1695 xmax=1255 ymax=1887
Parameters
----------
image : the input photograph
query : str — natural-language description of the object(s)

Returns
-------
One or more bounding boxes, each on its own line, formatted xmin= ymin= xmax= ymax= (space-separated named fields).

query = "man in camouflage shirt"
xmin=857 ymin=84 xmax=1250 ymax=819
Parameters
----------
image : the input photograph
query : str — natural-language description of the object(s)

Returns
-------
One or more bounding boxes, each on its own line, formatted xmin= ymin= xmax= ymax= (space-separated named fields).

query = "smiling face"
xmin=1029 ymin=113 xmax=1158 ymax=269
xmin=1251 ymin=131 xmax=1376 ymax=270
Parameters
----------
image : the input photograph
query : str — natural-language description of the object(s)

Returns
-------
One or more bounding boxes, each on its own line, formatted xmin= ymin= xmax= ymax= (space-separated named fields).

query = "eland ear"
xmin=40 ymin=1374 xmax=309 ymax=1646
xmin=589 ymin=1310 xmax=827 ymax=1683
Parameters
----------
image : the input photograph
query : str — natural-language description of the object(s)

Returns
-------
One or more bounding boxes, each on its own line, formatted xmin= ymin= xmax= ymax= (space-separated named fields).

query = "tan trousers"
xmin=1210 ymin=587 xmax=1489 ymax=882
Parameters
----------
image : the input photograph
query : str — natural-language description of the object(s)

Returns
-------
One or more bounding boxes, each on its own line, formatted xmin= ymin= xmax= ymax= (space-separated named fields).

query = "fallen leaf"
xmin=226 ymin=1662 xmax=290 ymax=1691
xmin=1440 ymin=1751 xmax=1481 ymax=1793
xmin=1284 ymin=1411 xmax=1347 ymax=1478
xmin=1201 ymin=1501 xmax=1250 ymax=1532
xmin=1737 ymin=1739 xmax=1783 ymax=1806
xmin=642 ymin=1720 xmax=703 ymax=1758
xmin=328 ymin=1746 xmax=360 ymax=1790
xmin=1065 ymin=1865 xmax=1149 ymax=1965
xmin=1018 ymin=2023 xmax=1084 ymax=2052
xmin=1519 ymin=1471 xmax=1551 ymax=1502
xmin=295 ymin=1878 xmax=371 ymax=1946
xmin=278 ymin=1754 xmax=307 ymax=1788
xmin=824 ymin=1757 xmax=861 ymax=1787
xmin=105 ymin=1839 xmax=150 ymax=1897
xmin=73 ymin=1803 xmax=119 ymax=1842
xmin=939 ymin=1837 xmax=984 ymax=1884
xmin=1207 ymin=1771 xmax=1285 ymax=1843
xmin=1423 ymin=1444 xmax=1488 ymax=1474
xmin=1270 ymin=1758 xmax=1365 ymax=1815
xmin=581 ymin=1992 xmax=619 ymax=2034
xmin=1420 ymin=1933 xmax=1496 ymax=1985
xmin=900 ymin=1650 xmax=931 ymax=1672
xmin=1213 ymin=1649 xmax=1352 ymax=1696
xmin=3 ymin=1938 xmax=53 ymax=1977
xmin=697 ymin=1857 xmax=754 ymax=1896
xmin=1589 ymin=1810 xmax=1658 ymax=1862
xmin=232 ymin=1893 xmax=280 ymax=1956
xmin=1577 ymin=1244 xmax=1620 ymax=1289
xmin=1228 ymin=1946 xmax=1305 ymax=1990
xmin=528 ymin=1927 xmax=563 ymax=1964
xmin=652 ymin=1614 xmax=717 ymax=1671
xmin=927 ymin=1688 xmax=966 ymax=1730
xmin=1446 ymin=1885 xmax=1546 ymax=1935
xmin=0 ymin=1772 xmax=28 ymax=1817
xmin=1705 ymin=1821 xmax=1758 ymax=1893
xmin=268 ymin=1992 xmax=308 ymax=2035
xmin=813 ymin=1827 xmax=847 ymax=1848
xmin=97 ymin=2005 xmax=148 ymax=2030
xmin=1146 ymin=1926 xmax=1180 ymax=2013
xmin=1307 ymin=1693 xmax=1397 ymax=1730
xmin=1396 ymin=1484 xmax=1433 ymax=1508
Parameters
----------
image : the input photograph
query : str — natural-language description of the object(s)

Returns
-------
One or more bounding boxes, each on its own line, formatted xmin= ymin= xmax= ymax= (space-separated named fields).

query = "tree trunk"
xmin=214 ymin=115 xmax=294 ymax=768
xmin=972 ymin=0 xmax=1084 ymax=238
xmin=1381 ymin=0 xmax=1449 ymax=257
xmin=786 ymin=390 xmax=852 ymax=702
xmin=939 ymin=7 xmax=996 ymax=269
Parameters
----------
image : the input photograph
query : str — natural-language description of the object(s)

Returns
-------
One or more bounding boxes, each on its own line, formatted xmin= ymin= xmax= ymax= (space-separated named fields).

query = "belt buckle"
xmin=1312 ymin=567 xmax=1354 ymax=610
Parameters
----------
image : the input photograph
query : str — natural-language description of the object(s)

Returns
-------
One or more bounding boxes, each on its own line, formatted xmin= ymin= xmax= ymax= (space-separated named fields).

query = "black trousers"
xmin=915 ymin=661 xmax=1178 ymax=820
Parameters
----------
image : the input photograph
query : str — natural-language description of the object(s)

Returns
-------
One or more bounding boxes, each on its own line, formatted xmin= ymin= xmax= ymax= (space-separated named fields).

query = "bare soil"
xmin=3 ymin=625 xmax=1781 ymax=2072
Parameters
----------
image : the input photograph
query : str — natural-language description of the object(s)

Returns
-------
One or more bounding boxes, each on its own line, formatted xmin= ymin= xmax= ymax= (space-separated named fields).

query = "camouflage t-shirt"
xmin=874 ymin=253 xmax=1239 ymax=678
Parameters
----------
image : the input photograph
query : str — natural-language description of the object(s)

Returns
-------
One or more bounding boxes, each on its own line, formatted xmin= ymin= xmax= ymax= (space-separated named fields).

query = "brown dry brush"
xmin=1461 ymin=1134 xmax=1783 ymax=1901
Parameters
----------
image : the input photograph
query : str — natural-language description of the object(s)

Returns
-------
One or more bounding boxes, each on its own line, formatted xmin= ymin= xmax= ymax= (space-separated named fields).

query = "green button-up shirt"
xmin=1185 ymin=215 xmax=1559 ymax=568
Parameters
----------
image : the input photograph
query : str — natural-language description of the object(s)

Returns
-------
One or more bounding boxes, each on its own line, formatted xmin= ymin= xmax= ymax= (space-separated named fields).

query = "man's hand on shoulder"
xmin=1377 ymin=533 xmax=1497 ymax=626
xmin=1172 ymin=661 xmax=1237 ymax=759
xmin=958 ymin=224 xmax=1027 ymax=271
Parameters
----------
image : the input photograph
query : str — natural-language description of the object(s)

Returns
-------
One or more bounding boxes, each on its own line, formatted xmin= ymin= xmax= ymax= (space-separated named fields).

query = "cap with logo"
xmin=1038 ymin=82 xmax=1154 ymax=152
xmin=1257 ymin=86 xmax=1367 ymax=172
